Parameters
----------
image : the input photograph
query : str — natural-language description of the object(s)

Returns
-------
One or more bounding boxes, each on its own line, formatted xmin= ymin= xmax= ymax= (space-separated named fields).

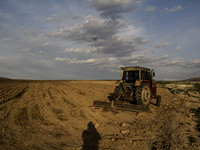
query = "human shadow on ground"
xmin=82 ymin=121 xmax=101 ymax=150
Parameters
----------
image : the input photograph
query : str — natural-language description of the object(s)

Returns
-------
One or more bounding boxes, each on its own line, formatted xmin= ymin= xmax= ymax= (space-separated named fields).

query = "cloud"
xmin=47 ymin=16 xmax=144 ymax=57
xmin=157 ymin=58 xmax=184 ymax=66
xmin=69 ymin=58 xmax=97 ymax=64
xmin=157 ymin=58 xmax=200 ymax=68
xmin=145 ymin=5 xmax=156 ymax=12
xmin=45 ymin=14 xmax=67 ymax=23
xmin=67 ymin=18 xmax=121 ymax=42
xmin=65 ymin=48 xmax=96 ymax=53
xmin=54 ymin=57 xmax=97 ymax=64
xmin=89 ymin=0 xmax=137 ymax=19
xmin=24 ymin=28 xmax=38 ymax=36
xmin=21 ymin=48 xmax=30 ymax=52
xmin=54 ymin=56 xmax=120 ymax=72
xmin=91 ymin=37 xmax=138 ymax=56
xmin=46 ymin=16 xmax=53 ymax=22
xmin=175 ymin=46 xmax=181 ymax=51
xmin=73 ymin=14 xmax=94 ymax=21
xmin=181 ymin=59 xmax=200 ymax=68
xmin=162 ymin=5 xmax=182 ymax=13
xmin=47 ymin=16 xmax=122 ymax=41
xmin=134 ymin=37 xmax=150 ymax=44
xmin=46 ymin=28 xmax=64 ymax=38
xmin=54 ymin=57 xmax=69 ymax=61
xmin=90 ymin=36 xmax=139 ymax=56
xmin=1 ymin=37 xmax=10 ymax=41
xmin=119 ymin=53 xmax=170 ymax=65
xmin=38 ymin=51 xmax=43 ymax=54
xmin=54 ymin=53 xmax=171 ymax=73
xmin=42 ymin=42 xmax=50 ymax=47
xmin=155 ymin=42 xmax=173 ymax=48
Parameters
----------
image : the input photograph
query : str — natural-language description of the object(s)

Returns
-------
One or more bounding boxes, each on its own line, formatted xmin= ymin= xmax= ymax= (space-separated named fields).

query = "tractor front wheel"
xmin=135 ymin=83 xmax=151 ymax=106
xmin=108 ymin=85 xmax=123 ymax=101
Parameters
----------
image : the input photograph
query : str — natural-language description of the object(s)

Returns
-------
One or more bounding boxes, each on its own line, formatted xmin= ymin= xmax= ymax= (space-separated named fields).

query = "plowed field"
xmin=0 ymin=80 xmax=199 ymax=149
xmin=0 ymin=80 xmax=28 ymax=104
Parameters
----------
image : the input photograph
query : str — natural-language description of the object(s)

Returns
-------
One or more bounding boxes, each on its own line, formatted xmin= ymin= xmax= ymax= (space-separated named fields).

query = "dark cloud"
xmin=90 ymin=37 xmax=139 ymax=56
xmin=89 ymin=0 xmax=137 ymax=19
xmin=66 ymin=18 xmax=152 ymax=56
xmin=46 ymin=1 xmax=150 ymax=57
xmin=134 ymin=37 xmax=150 ymax=44
xmin=67 ymin=19 xmax=123 ymax=42
xmin=47 ymin=17 xmax=143 ymax=57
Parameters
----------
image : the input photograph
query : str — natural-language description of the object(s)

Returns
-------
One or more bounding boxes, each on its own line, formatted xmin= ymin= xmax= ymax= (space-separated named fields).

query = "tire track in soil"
xmin=51 ymin=82 xmax=89 ymax=118
xmin=149 ymin=88 xmax=198 ymax=150
xmin=150 ymin=109 xmax=174 ymax=150
xmin=47 ymin=83 xmax=79 ymax=118
xmin=38 ymin=82 xmax=84 ymax=147
xmin=45 ymin=82 xmax=87 ymax=148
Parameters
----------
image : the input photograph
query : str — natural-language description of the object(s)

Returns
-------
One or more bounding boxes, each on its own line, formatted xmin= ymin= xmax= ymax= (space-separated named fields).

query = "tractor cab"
xmin=120 ymin=66 xmax=154 ymax=85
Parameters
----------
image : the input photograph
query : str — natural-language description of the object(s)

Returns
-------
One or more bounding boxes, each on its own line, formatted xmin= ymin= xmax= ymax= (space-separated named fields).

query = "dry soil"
xmin=0 ymin=80 xmax=199 ymax=150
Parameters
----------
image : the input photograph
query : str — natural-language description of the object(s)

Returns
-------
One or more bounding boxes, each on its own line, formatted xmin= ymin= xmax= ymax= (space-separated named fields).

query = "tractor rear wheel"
xmin=135 ymin=83 xmax=151 ymax=106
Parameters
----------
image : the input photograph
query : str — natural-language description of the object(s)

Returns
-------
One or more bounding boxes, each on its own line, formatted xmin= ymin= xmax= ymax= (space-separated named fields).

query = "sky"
xmin=0 ymin=0 xmax=200 ymax=80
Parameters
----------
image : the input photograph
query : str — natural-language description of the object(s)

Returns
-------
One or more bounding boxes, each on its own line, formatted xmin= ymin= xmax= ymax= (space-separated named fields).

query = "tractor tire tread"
xmin=135 ymin=83 xmax=151 ymax=106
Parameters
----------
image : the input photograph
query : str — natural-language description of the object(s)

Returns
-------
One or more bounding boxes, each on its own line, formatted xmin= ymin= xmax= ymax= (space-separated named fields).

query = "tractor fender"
xmin=134 ymin=80 xmax=142 ymax=86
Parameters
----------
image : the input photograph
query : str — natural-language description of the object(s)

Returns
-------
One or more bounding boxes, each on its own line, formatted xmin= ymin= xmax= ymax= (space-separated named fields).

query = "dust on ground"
xmin=0 ymin=80 xmax=199 ymax=149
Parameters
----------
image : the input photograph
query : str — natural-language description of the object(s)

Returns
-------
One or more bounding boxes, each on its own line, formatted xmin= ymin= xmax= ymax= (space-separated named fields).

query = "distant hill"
xmin=0 ymin=77 xmax=10 ymax=80
xmin=183 ymin=77 xmax=200 ymax=82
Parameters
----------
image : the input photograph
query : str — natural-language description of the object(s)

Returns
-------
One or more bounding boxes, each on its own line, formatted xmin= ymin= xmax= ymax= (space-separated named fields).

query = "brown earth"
xmin=0 ymin=80 xmax=199 ymax=150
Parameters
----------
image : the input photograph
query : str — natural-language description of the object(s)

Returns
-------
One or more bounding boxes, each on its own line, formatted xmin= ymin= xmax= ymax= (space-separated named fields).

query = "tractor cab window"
xmin=123 ymin=71 xmax=139 ymax=82
xmin=141 ymin=71 xmax=150 ymax=80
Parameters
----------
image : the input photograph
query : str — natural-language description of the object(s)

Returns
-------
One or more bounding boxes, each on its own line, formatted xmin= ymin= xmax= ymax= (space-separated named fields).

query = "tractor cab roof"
xmin=120 ymin=66 xmax=151 ymax=72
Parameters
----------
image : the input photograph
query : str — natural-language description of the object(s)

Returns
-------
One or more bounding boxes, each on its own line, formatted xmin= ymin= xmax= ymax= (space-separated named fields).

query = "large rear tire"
xmin=135 ymin=83 xmax=151 ymax=106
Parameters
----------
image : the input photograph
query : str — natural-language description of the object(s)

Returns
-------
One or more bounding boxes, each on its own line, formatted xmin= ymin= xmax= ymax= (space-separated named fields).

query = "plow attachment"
xmin=93 ymin=100 xmax=147 ymax=112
